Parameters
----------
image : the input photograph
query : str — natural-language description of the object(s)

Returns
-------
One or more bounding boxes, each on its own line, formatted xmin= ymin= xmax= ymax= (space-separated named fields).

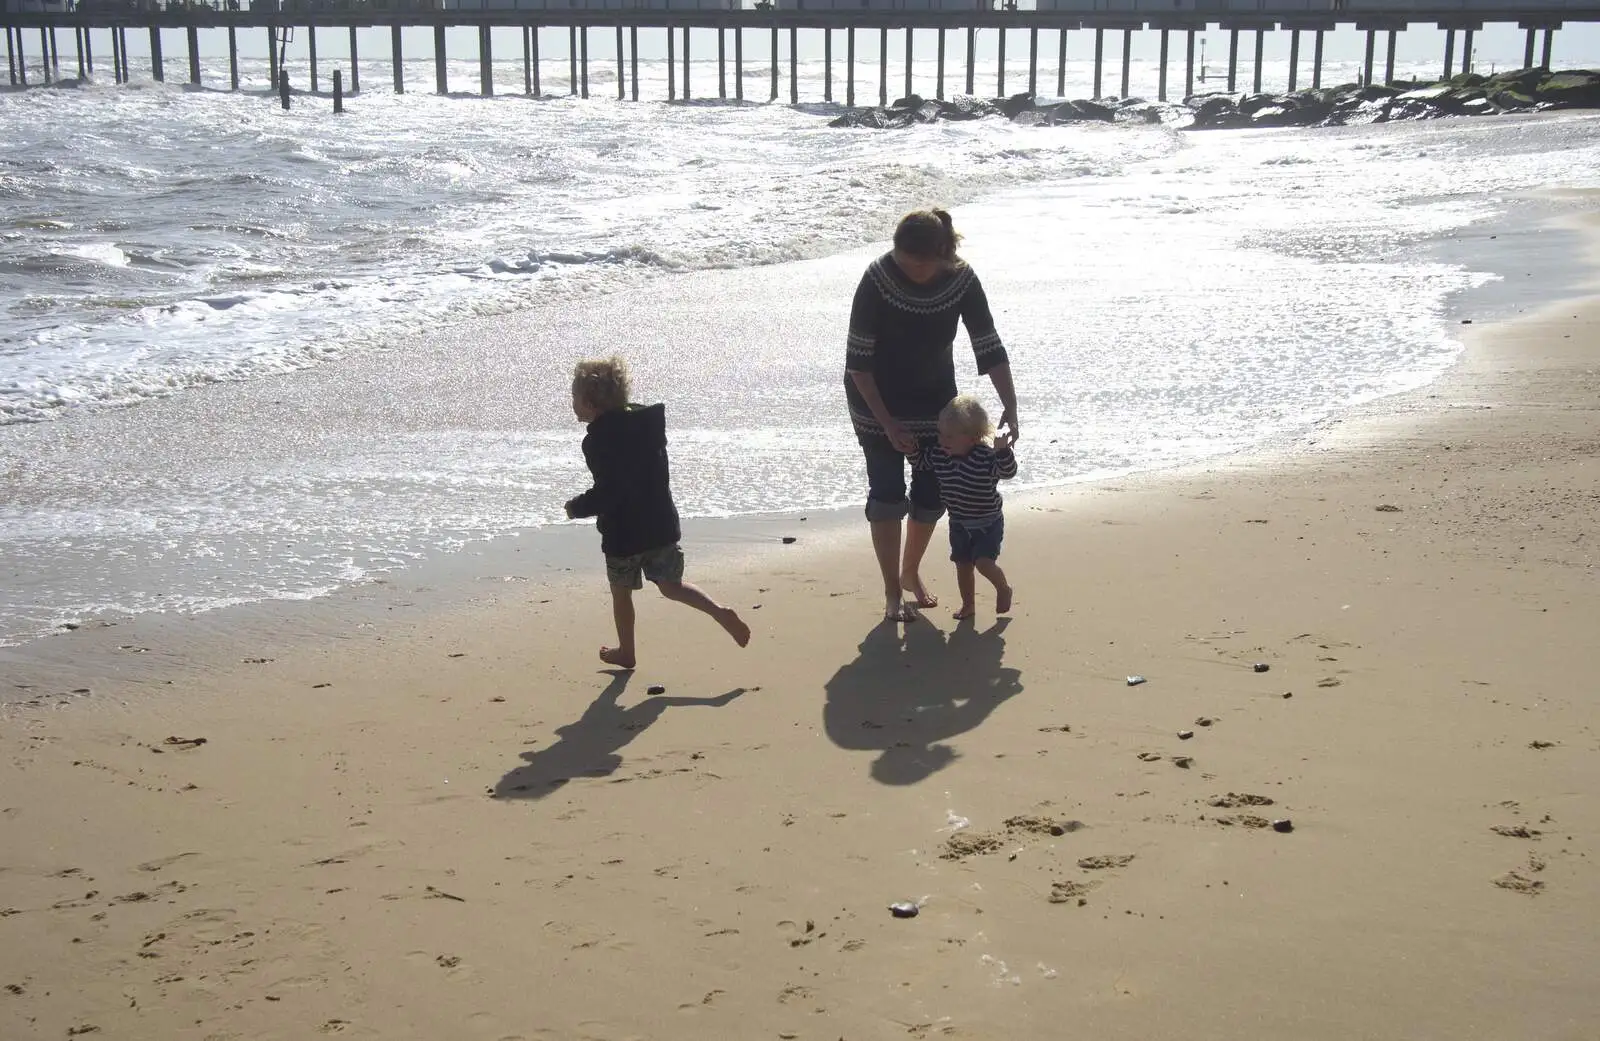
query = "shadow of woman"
xmin=493 ymin=672 xmax=747 ymax=801
xmin=823 ymin=617 xmax=1023 ymax=785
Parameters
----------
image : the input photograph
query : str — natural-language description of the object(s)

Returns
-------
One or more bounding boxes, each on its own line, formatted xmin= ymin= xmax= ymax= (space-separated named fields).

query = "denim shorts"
xmin=859 ymin=433 xmax=945 ymax=525
xmin=605 ymin=544 xmax=685 ymax=590
xmin=948 ymin=516 xmax=1004 ymax=563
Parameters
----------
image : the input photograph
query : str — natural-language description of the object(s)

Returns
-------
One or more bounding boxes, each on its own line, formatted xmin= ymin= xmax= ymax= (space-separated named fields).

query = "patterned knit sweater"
xmin=843 ymin=253 xmax=1009 ymax=438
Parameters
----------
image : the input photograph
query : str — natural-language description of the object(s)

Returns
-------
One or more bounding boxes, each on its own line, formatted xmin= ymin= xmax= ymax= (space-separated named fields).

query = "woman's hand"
xmin=883 ymin=418 xmax=917 ymax=454
xmin=998 ymin=408 xmax=1020 ymax=446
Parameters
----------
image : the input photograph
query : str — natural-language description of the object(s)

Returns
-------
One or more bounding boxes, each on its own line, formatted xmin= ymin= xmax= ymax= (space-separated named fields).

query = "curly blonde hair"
xmin=939 ymin=395 xmax=994 ymax=443
xmin=571 ymin=356 xmax=632 ymax=414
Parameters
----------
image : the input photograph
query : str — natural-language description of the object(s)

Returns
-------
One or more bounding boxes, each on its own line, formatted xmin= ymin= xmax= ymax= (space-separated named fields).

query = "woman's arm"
xmin=960 ymin=273 xmax=1019 ymax=442
xmin=849 ymin=371 xmax=914 ymax=453
xmin=846 ymin=270 xmax=915 ymax=452
xmin=988 ymin=363 xmax=1019 ymax=444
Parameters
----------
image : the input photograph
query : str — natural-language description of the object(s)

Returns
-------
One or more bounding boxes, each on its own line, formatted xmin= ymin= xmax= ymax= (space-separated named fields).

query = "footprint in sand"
xmin=1077 ymin=854 xmax=1135 ymax=870
xmin=1492 ymin=871 xmax=1545 ymax=895
xmin=1048 ymin=879 xmax=1101 ymax=904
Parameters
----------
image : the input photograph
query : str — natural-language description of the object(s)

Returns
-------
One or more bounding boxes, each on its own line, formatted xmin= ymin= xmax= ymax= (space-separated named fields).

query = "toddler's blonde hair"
xmin=572 ymin=355 xmax=632 ymax=414
xmin=939 ymin=394 xmax=994 ymax=443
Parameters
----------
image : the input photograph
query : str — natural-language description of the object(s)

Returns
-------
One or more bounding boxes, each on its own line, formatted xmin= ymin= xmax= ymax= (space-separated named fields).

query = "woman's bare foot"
xmin=900 ymin=573 xmax=938 ymax=609
xmin=598 ymin=646 xmax=636 ymax=669
xmin=717 ymin=608 xmax=752 ymax=648
xmin=952 ymin=603 xmax=976 ymax=621
xmin=885 ymin=597 xmax=919 ymax=623
xmin=995 ymin=585 xmax=1014 ymax=614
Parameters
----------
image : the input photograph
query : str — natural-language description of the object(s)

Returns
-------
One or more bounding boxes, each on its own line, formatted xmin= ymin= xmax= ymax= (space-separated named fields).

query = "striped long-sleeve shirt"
xmin=843 ymin=253 xmax=1009 ymax=438
xmin=909 ymin=442 xmax=1018 ymax=525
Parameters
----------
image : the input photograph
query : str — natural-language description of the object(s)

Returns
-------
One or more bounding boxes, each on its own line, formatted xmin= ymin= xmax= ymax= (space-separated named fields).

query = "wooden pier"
xmin=4 ymin=2 xmax=1596 ymax=102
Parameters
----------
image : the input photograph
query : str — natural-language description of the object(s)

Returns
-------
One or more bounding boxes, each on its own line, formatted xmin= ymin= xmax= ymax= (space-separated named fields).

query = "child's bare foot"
xmin=598 ymin=646 xmax=636 ymax=669
xmin=995 ymin=585 xmax=1013 ymax=614
xmin=952 ymin=602 xmax=976 ymax=621
xmin=885 ymin=597 xmax=919 ymax=623
xmin=717 ymin=608 xmax=752 ymax=648
xmin=900 ymin=573 xmax=938 ymax=609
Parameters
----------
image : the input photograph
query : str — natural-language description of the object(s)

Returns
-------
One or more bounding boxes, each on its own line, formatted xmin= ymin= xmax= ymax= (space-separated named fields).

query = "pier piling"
xmin=965 ymin=25 xmax=975 ymax=96
xmin=997 ymin=27 xmax=1006 ymax=97
xmin=229 ymin=27 xmax=238 ymax=90
xmin=682 ymin=26 xmax=690 ymax=100
xmin=619 ymin=27 xmax=627 ymax=101
xmin=7 ymin=27 xmax=17 ymax=88
xmin=825 ymin=28 xmax=833 ymax=101
xmin=309 ymin=26 xmax=318 ymax=94
xmin=83 ymin=25 xmax=92 ymax=78
xmin=937 ymin=27 xmax=945 ymax=100
xmin=631 ymin=26 xmax=639 ymax=101
xmin=266 ymin=26 xmax=276 ymax=88
xmin=434 ymin=26 xmax=447 ymax=95
xmin=45 ymin=26 xmax=55 ymax=82
xmin=1313 ymin=28 xmax=1324 ymax=88
xmin=1524 ymin=27 xmax=1536 ymax=67
xmin=481 ymin=25 xmax=493 ymax=97
xmin=1120 ymin=28 xmax=1131 ymax=98
xmin=120 ymin=27 xmax=129 ymax=83
xmin=1386 ymin=29 xmax=1397 ymax=83
xmin=1157 ymin=29 xmax=1168 ymax=101
xmin=734 ymin=25 xmax=742 ymax=101
xmin=1288 ymin=29 xmax=1299 ymax=92
xmin=187 ymin=26 xmax=199 ymax=85
xmin=1252 ymin=28 xmax=1263 ymax=93
xmin=280 ymin=68 xmax=290 ymax=109
xmin=1057 ymin=28 xmax=1067 ymax=98
xmin=1462 ymin=28 xmax=1474 ymax=73
xmin=1363 ymin=28 xmax=1375 ymax=86
xmin=111 ymin=26 xmax=121 ymax=85
xmin=580 ymin=25 xmax=588 ymax=99
xmin=525 ymin=26 xmax=536 ymax=98
xmin=76 ymin=27 xmax=85 ymax=81
xmin=349 ymin=27 xmax=358 ymax=94
xmin=568 ymin=25 xmax=576 ymax=96
xmin=1227 ymin=28 xmax=1238 ymax=91
xmin=717 ymin=26 xmax=725 ymax=99
xmin=334 ymin=69 xmax=343 ymax=113
xmin=878 ymin=27 xmax=887 ymax=106
xmin=1185 ymin=28 xmax=1195 ymax=98
xmin=1541 ymin=28 xmax=1553 ymax=69
xmin=149 ymin=26 xmax=162 ymax=82
xmin=908 ymin=28 xmax=916 ymax=102
xmin=846 ymin=26 xmax=855 ymax=106
xmin=667 ymin=24 xmax=675 ymax=100
xmin=769 ymin=25 xmax=777 ymax=101
xmin=1443 ymin=28 xmax=1454 ymax=79
xmin=1028 ymin=27 xmax=1038 ymax=98
xmin=392 ymin=25 xmax=403 ymax=94
xmin=790 ymin=27 xmax=798 ymax=103
xmin=1092 ymin=27 xmax=1102 ymax=98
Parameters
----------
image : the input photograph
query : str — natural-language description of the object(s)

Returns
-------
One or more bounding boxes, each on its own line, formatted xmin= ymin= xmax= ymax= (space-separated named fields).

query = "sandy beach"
xmin=3 ymin=212 xmax=1599 ymax=1040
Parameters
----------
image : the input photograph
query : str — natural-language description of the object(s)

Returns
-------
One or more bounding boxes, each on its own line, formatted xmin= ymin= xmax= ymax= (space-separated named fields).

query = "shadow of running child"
xmin=822 ymin=616 xmax=1023 ymax=785
xmin=493 ymin=672 xmax=748 ymax=800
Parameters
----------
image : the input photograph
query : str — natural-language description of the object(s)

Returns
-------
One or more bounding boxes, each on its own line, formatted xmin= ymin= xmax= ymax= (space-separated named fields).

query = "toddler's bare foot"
xmin=995 ymin=585 xmax=1014 ymax=614
xmin=718 ymin=608 xmax=752 ymax=648
xmin=900 ymin=572 xmax=938 ymax=609
xmin=952 ymin=602 xmax=976 ymax=621
xmin=598 ymin=646 xmax=636 ymax=669
xmin=885 ymin=596 xmax=919 ymax=623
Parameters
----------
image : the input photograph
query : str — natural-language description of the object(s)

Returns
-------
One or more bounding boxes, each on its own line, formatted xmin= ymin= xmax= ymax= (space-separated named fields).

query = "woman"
xmin=845 ymin=209 xmax=1019 ymax=622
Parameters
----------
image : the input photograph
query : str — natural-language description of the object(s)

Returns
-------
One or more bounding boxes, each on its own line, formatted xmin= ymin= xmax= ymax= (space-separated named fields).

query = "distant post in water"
xmin=309 ymin=25 xmax=318 ymax=93
xmin=906 ymin=28 xmax=914 ymax=102
xmin=937 ymin=28 xmax=946 ymax=100
xmin=187 ymin=26 xmax=200 ymax=85
xmin=1363 ymin=29 xmax=1375 ymax=86
xmin=1185 ymin=29 xmax=1195 ymax=99
xmin=790 ymin=27 xmax=798 ymax=104
xmin=717 ymin=27 xmax=726 ymax=100
xmin=617 ymin=26 xmax=626 ymax=101
xmin=1461 ymin=29 xmax=1474 ymax=75
xmin=568 ymin=25 xmax=576 ymax=96
xmin=769 ymin=26 xmax=777 ymax=101
xmin=1312 ymin=29 xmax=1324 ymax=88
xmin=280 ymin=70 xmax=291 ymax=110
xmin=1540 ymin=28 xmax=1553 ymax=70
xmin=149 ymin=26 xmax=163 ymax=82
xmin=668 ymin=26 xmax=676 ymax=101
xmin=631 ymin=27 xmax=639 ymax=101
xmin=1226 ymin=29 xmax=1237 ymax=92
xmin=333 ymin=68 xmax=344 ymax=113
xmin=229 ymin=27 xmax=239 ymax=91
xmin=349 ymin=27 xmax=359 ymax=94
xmin=734 ymin=26 xmax=743 ymax=102
xmin=392 ymin=25 xmax=404 ymax=95
xmin=825 ymin=28 xmax=833 ymax=101
xmin=1287 ymin=29 xmax=1299 ymax=92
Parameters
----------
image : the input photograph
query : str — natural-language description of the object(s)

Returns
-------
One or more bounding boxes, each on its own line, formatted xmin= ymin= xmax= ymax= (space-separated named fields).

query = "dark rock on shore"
xmin=828 ymin=67 xmax=1600 ymax=132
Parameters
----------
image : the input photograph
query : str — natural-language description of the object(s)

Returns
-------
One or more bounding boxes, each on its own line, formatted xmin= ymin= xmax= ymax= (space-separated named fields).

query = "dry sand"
xmin=3 ymin=235 xmax=1599 ymax=1040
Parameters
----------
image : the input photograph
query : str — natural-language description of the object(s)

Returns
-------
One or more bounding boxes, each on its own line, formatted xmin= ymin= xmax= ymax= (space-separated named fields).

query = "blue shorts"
xmin=949 ymin=516 xmax=1004 ymax=563
xmin=859 ymin=433 xmax=945 ymax=525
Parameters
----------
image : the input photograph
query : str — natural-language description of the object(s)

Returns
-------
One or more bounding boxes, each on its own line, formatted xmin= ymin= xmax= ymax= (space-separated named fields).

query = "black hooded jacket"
xmin=565 ymin=403 xmax=682 ymax=558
